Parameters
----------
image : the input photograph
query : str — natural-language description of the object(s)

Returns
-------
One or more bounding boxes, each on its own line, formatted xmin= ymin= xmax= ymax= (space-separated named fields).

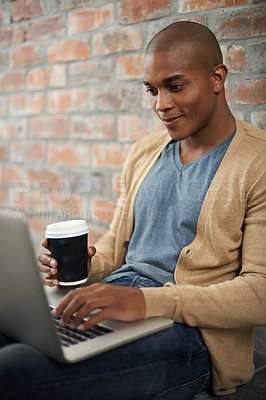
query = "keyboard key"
xmin=50 ymin=308 xmax=113 ymax=347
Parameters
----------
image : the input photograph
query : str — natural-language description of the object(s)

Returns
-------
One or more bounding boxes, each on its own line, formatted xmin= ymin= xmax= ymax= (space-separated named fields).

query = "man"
xmin=0 ymin=21 xmax=265 ymax=399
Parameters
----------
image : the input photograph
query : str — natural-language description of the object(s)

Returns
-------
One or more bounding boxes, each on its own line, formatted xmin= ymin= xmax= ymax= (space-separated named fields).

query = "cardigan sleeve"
xmin=141 ymin=166 xmax=266 ymax=329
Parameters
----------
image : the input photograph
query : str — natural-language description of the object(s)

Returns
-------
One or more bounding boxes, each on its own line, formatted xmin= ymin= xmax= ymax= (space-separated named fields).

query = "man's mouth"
xmin=162 ymin=115 xmax=183 ymax=127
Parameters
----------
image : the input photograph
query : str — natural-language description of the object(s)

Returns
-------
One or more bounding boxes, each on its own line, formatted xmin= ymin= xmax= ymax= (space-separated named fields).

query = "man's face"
xmin=143 ymin=44 xmax=218 ymax=142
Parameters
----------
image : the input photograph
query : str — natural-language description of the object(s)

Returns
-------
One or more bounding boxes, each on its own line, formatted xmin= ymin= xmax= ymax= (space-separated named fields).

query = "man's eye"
xmin=170 ymin=84 xmax=182 ymax=91
xmin=146 ymin=88 xmax=157 ymax=96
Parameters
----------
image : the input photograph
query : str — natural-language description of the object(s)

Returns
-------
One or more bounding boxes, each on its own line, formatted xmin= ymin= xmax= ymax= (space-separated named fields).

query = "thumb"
xmin=88 ymin=246 xmax=96 ymax=257
xmin=41 ymin=238 xmax=50 ymax=251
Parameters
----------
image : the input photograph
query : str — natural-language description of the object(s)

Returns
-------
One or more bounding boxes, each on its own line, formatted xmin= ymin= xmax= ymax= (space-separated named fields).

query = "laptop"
xmin=0 ymin=211 xmax=173 ymax=363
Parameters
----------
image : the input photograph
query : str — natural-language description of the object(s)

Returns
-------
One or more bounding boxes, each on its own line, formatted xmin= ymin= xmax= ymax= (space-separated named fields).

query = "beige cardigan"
xmin=89 ymin=119 xmax=266 ymax=395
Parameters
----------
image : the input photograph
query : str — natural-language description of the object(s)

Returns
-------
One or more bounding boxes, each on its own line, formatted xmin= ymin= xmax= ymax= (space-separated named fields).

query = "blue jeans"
xmin=0 ymin=276 xmax=211 ymax=400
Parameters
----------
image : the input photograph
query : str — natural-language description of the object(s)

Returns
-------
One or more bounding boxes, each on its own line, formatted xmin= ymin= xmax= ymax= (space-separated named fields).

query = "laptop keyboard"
xmin=51 ymin=308 xmax=113 ymax=347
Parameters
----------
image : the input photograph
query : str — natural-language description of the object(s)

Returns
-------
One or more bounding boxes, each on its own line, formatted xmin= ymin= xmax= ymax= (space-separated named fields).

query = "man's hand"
xmin=38 ymin=238 xmax=96 ymax=287
xmin=51 ymin=283 xmax=146 ymax=330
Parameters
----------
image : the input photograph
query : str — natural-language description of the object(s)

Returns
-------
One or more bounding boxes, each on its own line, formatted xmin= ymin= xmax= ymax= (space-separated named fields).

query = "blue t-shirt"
xmin=103 ymin=132 xmax=235 ymax=285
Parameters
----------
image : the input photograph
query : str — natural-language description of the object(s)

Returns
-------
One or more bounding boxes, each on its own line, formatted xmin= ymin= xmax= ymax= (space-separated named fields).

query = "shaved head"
xmin=145 ymin=21 xmax=223 ymax=71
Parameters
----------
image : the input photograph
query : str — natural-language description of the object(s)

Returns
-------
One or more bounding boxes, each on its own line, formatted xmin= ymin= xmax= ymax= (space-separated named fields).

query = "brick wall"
xmin=0 ymin=0 xmax=265 ymax=253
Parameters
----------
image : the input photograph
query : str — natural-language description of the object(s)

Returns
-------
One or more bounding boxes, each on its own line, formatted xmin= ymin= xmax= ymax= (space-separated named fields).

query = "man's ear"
xmin=211 ymin=64 xmax=228 ymax=93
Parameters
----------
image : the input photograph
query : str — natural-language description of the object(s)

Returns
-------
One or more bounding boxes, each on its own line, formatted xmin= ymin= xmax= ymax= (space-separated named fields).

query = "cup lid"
xmin=45 ymin=219 xmax=89 ymax=239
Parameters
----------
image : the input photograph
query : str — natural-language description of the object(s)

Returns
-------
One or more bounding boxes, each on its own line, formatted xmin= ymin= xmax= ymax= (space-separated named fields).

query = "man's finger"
xmin=41 ymin=238 xmax=50 ymax=251
xmin=78 ymin=309 xmax=110 ymax=331
xmin=52 ymin=289 xmax=81 ymax=320
xmin=42 ymin=277 xmax=59 ymax=287
xmin=70 ymin=295 xmax=112 ymax=329
xmin=38 ymin=253 xmax=57 ymax=267
xmin=39 ymin=263 xmax=57 ymax=274
xmin=88 ymin=246 xmax=96 ymax=257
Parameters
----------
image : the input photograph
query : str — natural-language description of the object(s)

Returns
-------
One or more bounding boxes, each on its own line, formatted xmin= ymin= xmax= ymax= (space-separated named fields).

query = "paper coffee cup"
xmin=45 ymin=220 xmax=89 ymax=286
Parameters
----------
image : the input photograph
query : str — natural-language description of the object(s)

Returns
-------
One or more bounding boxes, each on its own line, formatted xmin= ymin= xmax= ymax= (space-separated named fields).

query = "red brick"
xmin=2 ymin=165 xmax=24 ymax=185
xmin=119 ymin=0 xmax=172 ymax=23
xmin=253 ymin=9 xmax=266 ymax=36
xmin=30 ymin=116 xmax=68 ymax=138
xmin=11 ymin=141 xmax=46 ymax=163
xmin=90 ymin=86 xmax=141 ymax=112
xmin=92 ymin=26 xmax=142 ymax=55
xmin=117 ymin=54 xmax=144 ymax=80
xmin=13 ymin=0 xmax=42 ymax=21
xmin=11 ymin=45 xmax=41 ymax=68
xmin=48 ymin=142 xmax=90 ymax=166
xmin=69 ymin=4 xmax=113 ymax=33
xmin=224 ymin=0 xmax=248 ymax=6
xmin=0 ymin=119 xmax=27 ymax=139
xmin=70 ymin=115 xmax=116 ymax=139
xmin=222 ymin=44 xmax=245 ymax=73
xmin=118 ymin=115 xmax=164 ymax=142
xmin=0 ymin=186 xmax=8 ymax=205
xmin=28 ymin=16 xmax=65 ymax=41
xmin=68 ymin=59 xmax=115 ymax=85
xmin=0 ymin=71 xmax=25 ymax=92
xmin=10 ymin=93 xmax=44 ymax=116
xmin=47 ymin=89 xmax=88 ymax=113
xmin=179 ymin=0 xmax=222 ymax=12
xmin=0 ymin=25 xmax=25 ymax=47
xmin=92 ymin=143 xmax=130 ymax=168
xmin=231 ymin=79 xmax=266 ymax=104
xmin=44 ymin=65 xmax=66 ymax=87
xmin=221 ymin=9 xmax=266 ymax=38
xmin=0 ymin=143 xmax=9 ymax=161
xmin=48 ymin=39 xmax=90 ymax=63
xmin=28 ymin=68 xmax=46 ymax=89
xmin=216 ymin=11 xmax=253 ymax=39
xmin=28 ymin=65 xmax=66 ymax=89
xmin=27 ymin=168 xmax=61 ymax=189
xmin=92 ymin=199 xmax=117 ymax=225
xmin=0 ymin=97 xmax=7 ymax=117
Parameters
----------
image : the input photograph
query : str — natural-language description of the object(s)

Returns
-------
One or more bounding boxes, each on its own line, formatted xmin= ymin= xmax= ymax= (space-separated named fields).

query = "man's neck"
xmin=179 ymin=110 xmax=235 ymax=165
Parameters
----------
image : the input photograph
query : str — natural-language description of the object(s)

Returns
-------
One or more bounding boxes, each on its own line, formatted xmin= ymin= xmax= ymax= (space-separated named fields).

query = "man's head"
xmin=145 ymin=21 xmax=223 ymax=71
xmin=143 ymin=21 xmax=229 ymax=142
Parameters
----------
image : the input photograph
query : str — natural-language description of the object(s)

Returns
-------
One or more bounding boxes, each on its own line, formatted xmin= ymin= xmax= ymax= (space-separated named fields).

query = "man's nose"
xmin=155 ymin=91 xmax=174 ymax=112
